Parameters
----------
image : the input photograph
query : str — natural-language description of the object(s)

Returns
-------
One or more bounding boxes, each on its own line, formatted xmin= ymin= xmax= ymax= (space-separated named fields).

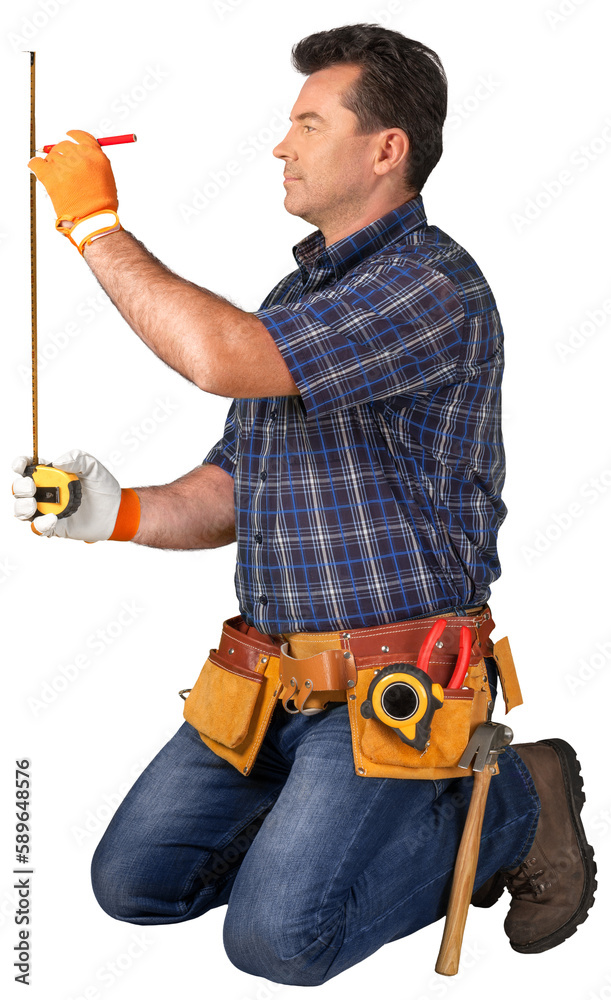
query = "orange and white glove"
xmin=28 ymin=130 xmax=122 ymax=255
xmin=12 ymin=450 xmax=140 ymax=542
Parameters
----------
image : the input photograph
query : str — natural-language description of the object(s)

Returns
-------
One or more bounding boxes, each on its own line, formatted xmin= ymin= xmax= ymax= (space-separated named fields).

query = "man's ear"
xmin=374 ymin=127 xmax=410 ymax=178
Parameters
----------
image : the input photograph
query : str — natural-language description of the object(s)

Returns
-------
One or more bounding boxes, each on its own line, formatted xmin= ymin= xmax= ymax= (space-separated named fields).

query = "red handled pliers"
xmin=416 ymin=618 xmax=472 ymax=690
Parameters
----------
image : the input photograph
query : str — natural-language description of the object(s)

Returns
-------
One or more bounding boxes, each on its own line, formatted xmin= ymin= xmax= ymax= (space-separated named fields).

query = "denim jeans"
xmin=91 ymin=666 xmax=540 ymax=987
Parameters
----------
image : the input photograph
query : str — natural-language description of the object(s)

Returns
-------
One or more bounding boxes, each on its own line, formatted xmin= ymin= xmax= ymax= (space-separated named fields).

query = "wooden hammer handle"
xmin=435 ymin=765 xmax=494 ymax=976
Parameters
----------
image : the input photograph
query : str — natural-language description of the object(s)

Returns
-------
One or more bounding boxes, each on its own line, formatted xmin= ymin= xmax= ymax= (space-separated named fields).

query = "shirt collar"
xmin=292 ymin=194 xmax=427 ymax=282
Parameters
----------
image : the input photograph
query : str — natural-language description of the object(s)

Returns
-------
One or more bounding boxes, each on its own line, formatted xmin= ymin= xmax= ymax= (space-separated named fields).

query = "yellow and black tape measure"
xmin=360 ymin=663 xmax=444 ymax=751
xmin=24 ymin=464 xmax=82 ymax=520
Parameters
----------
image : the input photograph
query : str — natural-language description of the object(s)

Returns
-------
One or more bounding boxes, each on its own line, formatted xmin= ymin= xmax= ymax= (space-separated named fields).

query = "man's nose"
xmin=273 ymin=129 xmax=295 ymax=160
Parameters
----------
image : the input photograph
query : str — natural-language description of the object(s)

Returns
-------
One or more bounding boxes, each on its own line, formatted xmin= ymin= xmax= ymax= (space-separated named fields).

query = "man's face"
xmin=273 ymin=63 xmax=385 ymax=237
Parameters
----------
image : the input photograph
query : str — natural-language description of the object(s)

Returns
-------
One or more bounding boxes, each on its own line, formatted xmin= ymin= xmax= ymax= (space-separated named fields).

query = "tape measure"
xmin=24 ymin=462 xmax=81 ymax=519
xmin=27 ymin=51 xmax=81 ymax=524
xmin=360 ymin=663 xmax=444 ymax=751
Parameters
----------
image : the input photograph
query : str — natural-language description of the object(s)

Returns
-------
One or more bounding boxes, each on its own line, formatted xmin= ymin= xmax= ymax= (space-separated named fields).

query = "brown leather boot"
xmin=499 ymin=739 xmax=596 ymax=953
xmin=471 ymin=871 xmax=505 ymax=908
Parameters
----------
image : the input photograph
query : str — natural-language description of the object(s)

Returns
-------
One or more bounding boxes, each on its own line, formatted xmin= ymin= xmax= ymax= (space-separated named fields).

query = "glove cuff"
xmin=56 ymin=210 xmax=122 ymax=256
xmin=108 ymin=488 xmax=141 ymax=541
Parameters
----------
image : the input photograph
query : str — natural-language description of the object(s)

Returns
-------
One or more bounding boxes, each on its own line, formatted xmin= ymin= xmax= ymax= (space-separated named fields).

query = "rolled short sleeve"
xmin=202 ymin=400 xmax=238 ymax=477
xmin=254 ymin=263 xmax=466 ymax=415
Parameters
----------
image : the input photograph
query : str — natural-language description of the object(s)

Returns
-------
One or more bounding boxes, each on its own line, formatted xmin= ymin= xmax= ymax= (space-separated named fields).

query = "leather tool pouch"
xmin=346 ymin=611 xmax=522 ymax=780
xmin=181 ymin=617 xmax=282 ymax=776
xmin=350 ymin=660 xmax=490 ymax=779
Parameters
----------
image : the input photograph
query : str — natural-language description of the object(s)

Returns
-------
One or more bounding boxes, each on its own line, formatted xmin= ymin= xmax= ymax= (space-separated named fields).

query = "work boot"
xmin=471 ymin=871 xmax=505 ymax=908
xmin=499 ymin=739 xmax=596 ymax=953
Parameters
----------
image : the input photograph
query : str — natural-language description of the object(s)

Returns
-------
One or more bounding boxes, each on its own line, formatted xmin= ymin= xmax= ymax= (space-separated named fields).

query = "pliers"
xmin=416 ymin=618 xmax=472 ymax=689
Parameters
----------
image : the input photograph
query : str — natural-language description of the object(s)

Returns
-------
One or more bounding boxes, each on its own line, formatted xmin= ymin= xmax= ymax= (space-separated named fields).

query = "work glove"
xmin=12 ymin=450 xmax=140 ymax=542
xmin=28 ymin=130 xmax=121 ymax=255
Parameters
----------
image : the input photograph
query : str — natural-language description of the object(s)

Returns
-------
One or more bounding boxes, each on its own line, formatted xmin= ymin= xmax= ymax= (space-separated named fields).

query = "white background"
xmin=2 ymin=0 xmax=611 ymax=998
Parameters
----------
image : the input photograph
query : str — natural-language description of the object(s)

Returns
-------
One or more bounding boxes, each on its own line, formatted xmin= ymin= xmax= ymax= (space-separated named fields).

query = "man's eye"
xmin=304 ymin=125 xmax=315 ymax=133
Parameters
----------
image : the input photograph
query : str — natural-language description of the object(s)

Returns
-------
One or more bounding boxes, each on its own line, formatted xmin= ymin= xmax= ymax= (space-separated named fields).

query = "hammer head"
xmin=458 ymin=722 xmax=513 ymax=772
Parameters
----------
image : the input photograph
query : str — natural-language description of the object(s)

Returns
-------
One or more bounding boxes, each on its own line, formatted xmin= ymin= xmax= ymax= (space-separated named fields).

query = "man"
xmin=14 ymin=24 xmax=595 ymax=986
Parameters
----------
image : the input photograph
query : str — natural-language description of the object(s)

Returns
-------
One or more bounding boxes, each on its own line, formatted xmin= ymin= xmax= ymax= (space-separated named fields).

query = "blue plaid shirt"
xmin=203 ymin=194 xmax=506 ymax=633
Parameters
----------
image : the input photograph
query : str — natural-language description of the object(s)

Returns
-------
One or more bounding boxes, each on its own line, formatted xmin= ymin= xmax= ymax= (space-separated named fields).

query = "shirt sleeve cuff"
xmin=202 ymin=446 xmax=236 ymax=477
xmin=255 ymin=305 xmax=366 ymax=416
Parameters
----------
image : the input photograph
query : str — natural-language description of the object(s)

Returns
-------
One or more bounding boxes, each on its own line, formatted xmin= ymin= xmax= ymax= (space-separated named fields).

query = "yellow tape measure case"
xmin=25 ymin=464 xmax=81 ymax=519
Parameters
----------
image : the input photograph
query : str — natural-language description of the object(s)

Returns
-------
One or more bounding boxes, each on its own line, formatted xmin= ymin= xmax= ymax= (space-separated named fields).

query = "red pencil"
xmin=38 ymin=133 xmax=137 ymax=154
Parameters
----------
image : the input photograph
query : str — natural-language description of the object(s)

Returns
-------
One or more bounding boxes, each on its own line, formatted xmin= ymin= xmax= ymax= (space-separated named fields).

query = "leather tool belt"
xmin=180 ymin=607 xmax=522 ymax=780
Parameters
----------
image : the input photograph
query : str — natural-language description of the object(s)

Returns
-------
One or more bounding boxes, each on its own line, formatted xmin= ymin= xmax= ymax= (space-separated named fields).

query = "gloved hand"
xmin=28 ymin=130 xmax=118 ymax=221
xmin=12 ymin=450 xmax=140 ymax=542
xmin=28 ymin=130 xmax=121 ymax=254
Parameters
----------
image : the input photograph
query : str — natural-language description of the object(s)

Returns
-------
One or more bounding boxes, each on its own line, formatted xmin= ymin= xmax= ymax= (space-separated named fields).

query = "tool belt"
xmin=180 ymin=606 xmax=522 ymax=780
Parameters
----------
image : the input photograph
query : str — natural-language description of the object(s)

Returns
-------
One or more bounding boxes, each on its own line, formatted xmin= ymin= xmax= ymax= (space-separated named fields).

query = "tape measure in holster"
xmin=360 ymin=663 xmax=445 ymax=751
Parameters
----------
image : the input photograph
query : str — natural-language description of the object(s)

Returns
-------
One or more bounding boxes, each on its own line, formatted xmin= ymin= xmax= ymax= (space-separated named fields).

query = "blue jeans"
xmin=91 ymin=670 xmax=540 ymax=987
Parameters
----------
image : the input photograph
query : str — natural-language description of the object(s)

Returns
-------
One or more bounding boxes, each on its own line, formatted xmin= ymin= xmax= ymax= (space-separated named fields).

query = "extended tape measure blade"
xmin=26 ymin=53 xmax=81 ymax=521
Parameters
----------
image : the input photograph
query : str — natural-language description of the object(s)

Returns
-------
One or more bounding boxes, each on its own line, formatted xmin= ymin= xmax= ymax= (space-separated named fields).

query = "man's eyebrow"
xmin=289 ymin=111 xmax=326 ymax=124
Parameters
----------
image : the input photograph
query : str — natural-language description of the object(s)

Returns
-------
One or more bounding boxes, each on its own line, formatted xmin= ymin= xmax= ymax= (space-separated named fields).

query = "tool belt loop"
xmin=278 ymin=644 xmax=357 ymax=714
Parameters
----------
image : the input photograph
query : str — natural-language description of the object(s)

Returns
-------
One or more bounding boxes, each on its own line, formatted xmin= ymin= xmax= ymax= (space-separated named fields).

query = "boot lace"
xmin=504 ymin=857 xmax=548 ymax=899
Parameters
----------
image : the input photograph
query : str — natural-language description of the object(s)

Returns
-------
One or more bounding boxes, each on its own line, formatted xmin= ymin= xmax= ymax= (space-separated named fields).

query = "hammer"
xmin=435 ymin=721 xmax=513 ymax=976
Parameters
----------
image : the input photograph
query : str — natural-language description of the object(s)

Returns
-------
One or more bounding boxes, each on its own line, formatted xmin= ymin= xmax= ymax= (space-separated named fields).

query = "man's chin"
xmin=283 ymin=194 xmax=314 ymax=224
xmin=283 ymin=203 xmax=303 ymax=218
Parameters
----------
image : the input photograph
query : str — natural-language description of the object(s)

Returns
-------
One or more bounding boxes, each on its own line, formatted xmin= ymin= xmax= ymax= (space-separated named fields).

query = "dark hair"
xmin=291 ymin=24 xmax=447 ymax=193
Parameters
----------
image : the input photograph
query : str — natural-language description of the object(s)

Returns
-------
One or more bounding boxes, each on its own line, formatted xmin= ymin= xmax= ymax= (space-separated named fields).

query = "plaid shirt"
xmin=203 ymin=194 xmax=506 ymax=633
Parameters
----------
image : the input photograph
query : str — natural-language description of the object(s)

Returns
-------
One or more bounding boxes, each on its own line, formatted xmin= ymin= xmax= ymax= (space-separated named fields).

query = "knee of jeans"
xmin=91 ymin=839 xmax=145 ymax=921
xmin=223 ymin=902 xmax=330 ymax=988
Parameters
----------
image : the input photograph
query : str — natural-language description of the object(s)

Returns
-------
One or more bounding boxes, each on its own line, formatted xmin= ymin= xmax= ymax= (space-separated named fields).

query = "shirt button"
xmin=254 ymin=533 xmax=263 ymax=543
xmin=258 ymin=595 xmax=268 ymax=606
xmin=260 ymin=471 xmax=267 ymax=481
xmin=270 ymin=410 xmax=277 ymax=421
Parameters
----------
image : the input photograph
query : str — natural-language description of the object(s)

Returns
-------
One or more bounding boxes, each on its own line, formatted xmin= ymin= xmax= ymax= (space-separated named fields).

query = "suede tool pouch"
xmin=348 ymin=657 xmax=493 ymax=780
xmin=185 ymin=652 xmax=262 ymax=748
xmin=182 ymin=619 xmax=282 ymax=776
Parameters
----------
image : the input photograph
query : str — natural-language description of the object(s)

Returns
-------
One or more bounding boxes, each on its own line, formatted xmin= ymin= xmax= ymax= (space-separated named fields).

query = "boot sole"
xmin=510 ymin=738 xmax=597 ymax=954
